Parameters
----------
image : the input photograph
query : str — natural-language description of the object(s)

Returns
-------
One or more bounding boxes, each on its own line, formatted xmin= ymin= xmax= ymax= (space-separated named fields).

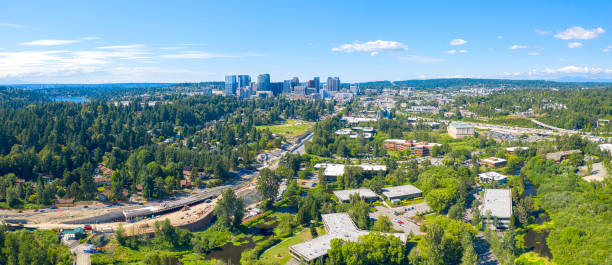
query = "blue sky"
xmin=1 ymin=0 xmax=611 ymax=83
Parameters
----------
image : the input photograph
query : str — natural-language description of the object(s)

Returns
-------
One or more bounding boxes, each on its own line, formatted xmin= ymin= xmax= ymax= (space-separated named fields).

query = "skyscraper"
xmin=237 ymin=75 xmax=251 ymax=89
xmin=314 ymin=77 xmax=320 ymax=92
xmin=327 ymin=77 xmax=340 ymax=91
xmin=283 ymin=80 xmax=292 ymax=94
xmin=224 ymin=75 xmax=237 ymax=96
xmin=257 ymin=74 xmax=271 ymax=91
xmin=270 ymin=82 xmax=283 ymax=96
xmin=291 ymin=77 xmax=300 ymax=91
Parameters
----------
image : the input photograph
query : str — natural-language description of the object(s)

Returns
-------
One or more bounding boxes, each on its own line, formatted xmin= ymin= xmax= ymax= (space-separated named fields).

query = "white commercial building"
xmin=381 ymin=185 xmax=422 ymax=201
xmin=479 ymin=189 xmax=512 ymax=229
xmin=314 ymin=163 xmax=387 ymax=179
xmin=289 ymin=213 xmax=407 ymax=262
xmin=448 ymin=122 xmax=475 ymax=139
xmin=478 ymin=172 xmax=508 ymax=184
xmin=333 ymin=188 xmax=378 ymax=203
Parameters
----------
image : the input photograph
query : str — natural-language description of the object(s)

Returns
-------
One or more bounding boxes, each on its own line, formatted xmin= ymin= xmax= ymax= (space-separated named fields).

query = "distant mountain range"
xmin=5 ymin=83 xmax=175 ymax=90
xmin=549 ymin=76 xmax=612 ymax=83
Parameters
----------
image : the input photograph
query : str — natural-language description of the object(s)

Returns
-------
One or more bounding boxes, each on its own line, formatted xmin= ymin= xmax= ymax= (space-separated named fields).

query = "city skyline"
xmin=1 ymin=0 xmax=611 ymax=83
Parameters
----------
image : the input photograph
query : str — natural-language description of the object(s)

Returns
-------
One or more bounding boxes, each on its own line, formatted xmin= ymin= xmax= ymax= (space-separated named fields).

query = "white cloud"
xmin=370 ymin=51 xmax=379 ymax=56
xmin=449 ymin=39 xmax=467 ymax=46
xmin=158 ymin=47 xmax=184 ymax=50
xmin=497 ymin=36 xmax=503 ymax=39
xmin=534 ymin=29 xmax=551 ymax=35
xmin=554 ymin=26 xmax=605 ymax=40
xmin=398 ymin=54 xmax=445 ymax=63
xmin=568 ymin=42 xmax=583 ymax=48
xmin=160 ymin=51 xmax=257 ymax=59
xmin=0 ymin=47 xmax=150 ymax=79
xmin=21 ymin=39 xmax=80 ymax=46
xmin=0 ymin=22 xmax=26 ymax=28
xmin=447 ymin=50 xmax=457 ymax=54
xmin=528 ymin=52 xmax=540 ymax=56
xmin=459 ymin=49 xmax=468 ymax=53
xmin=81 ymin=37 xmax=100 ymax=40
xmin=602 ymin=45 xmax=612 ymax=52
xmin=543 ymin=65 xmax=612 ymax=74
xmin=332 ymin=40 xmax=408 ymax=53
xmin=509 ymin=45 xmax=527 ymax=50
xmin=98 ymin=44 xmax=144 ymax=49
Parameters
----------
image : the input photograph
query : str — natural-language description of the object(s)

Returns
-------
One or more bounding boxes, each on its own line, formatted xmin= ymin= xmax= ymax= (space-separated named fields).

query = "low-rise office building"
xmin=505 ymin=146 xmax=529 ymax=154
xmin=289 ymin=213 xmax=407 ymax=263
xmin=545 ymin=150 xmax=582 ymax=162
xmin=481 ymin=157 xmax=507 ymax=168
xmin=333 ymin=188 xmax=378 ymax=203
xmin=448 ymin=122 xmax=475 ymax=138
xmin=382 ymin=185 xmax=422 ymax=201
xmin=479 ymin=189 xmax=512 ymax=229
xmin=478 ymin=171 xmax=508 ymax=184
xmin=314 ymin=163 xmax=387 ymax=181
xmin=382 ymin=139 xmax=441 ymax=156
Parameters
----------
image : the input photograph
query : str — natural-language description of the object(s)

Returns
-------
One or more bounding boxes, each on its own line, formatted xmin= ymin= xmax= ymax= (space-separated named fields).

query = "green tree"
xmin=214 ymin=188 xmax=245 ymax=229
xmin=256 ymin=168 xmax=280 ymax=208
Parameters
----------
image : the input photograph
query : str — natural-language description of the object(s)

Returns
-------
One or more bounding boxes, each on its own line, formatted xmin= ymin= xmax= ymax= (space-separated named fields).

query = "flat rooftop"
xmin=314 ymin=163 xmax=387 ymax=177
xmin=333 ymin=189 xmax=378 ymax=202
xmin=545 ymin=150 xmax=581 ymax=161
xmin=479 ymin=172 xmax=508 ymax=181
xmin=480 ymin=189 xmax=512 ymax=219
xmin=449 ymin=121 xmax=474 ymax=129
xmin=381 ymin=185 xmax=422 ymax=199
xmin=482 ymin=157 xmax=507 ymax=164
xmin=289 ymin=213 xmax=406 ymax=262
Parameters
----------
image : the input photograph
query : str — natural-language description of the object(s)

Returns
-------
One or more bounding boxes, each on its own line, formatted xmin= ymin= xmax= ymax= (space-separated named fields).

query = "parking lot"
xmin=369 ymin=202 xmax=431 ymax=235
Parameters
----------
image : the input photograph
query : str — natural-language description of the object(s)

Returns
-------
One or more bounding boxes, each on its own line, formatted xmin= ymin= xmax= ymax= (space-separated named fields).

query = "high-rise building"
xmin=283 ymin=80 xmax=292 ymax=94
xmin=327 ymin=77 xmax=340 ymax=91
xmin=307 ymin=80 xmax=317 ymax=88
xmin=291 ymin=77 xmax=300 ymax=90
xmin=257 ymin=74 xmax=271 ymax=91
xmin=292 ymin=85 xmax=306 ymax=96
xmin=270 ymin=82 xmax=283 ymax=96
xmin=237 ymin=75 xmax=251 ymax=89
xmin=224 ymin=75 xmax=237 ymax=96
xmin=314 ymin=77 xmax=320 ymax=92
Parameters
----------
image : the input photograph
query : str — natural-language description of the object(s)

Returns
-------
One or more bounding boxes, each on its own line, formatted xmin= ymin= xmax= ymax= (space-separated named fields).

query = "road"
xmin=474 ymin=234 xmax=499 ymax=265
xmin=530 ymin=118 xmax=582 ymax=135
xmin=63 ymin=239 xmax=90 ymax=265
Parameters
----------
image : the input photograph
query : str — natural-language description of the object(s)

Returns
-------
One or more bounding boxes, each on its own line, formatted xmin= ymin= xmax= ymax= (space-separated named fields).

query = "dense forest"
xmin=0 ymin=92 xmax=333 ymax=208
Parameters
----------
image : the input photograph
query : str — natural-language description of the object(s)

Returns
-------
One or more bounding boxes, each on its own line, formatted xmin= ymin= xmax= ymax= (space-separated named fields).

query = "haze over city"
xmin=1 ymin=0 xmax=612 ymax=83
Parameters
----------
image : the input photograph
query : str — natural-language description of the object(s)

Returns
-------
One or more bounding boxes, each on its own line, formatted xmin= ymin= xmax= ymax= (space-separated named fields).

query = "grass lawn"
xmin=260 ymin=227 xmax=325 ymax=264
xmin=449 ymin=141 xmax=475 ymax=151
xmin=256 ymin=119 xmax=313 ymax=137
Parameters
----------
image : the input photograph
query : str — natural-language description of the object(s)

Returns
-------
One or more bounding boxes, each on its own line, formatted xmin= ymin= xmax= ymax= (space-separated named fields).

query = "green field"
xmin=256 ymin=119 xmax=313 ymax=137
xmin=259 ymin=227 xmax=325 ymax=264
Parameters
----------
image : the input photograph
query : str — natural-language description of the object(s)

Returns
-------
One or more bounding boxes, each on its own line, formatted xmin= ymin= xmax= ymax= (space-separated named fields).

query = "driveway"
xmin=63 ymin=239 xmax=91 ymax=265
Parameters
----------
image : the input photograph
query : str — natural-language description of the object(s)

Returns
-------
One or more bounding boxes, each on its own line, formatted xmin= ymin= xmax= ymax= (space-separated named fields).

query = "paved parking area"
xmin=369 ymin=202 xmax=430 ymax=235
